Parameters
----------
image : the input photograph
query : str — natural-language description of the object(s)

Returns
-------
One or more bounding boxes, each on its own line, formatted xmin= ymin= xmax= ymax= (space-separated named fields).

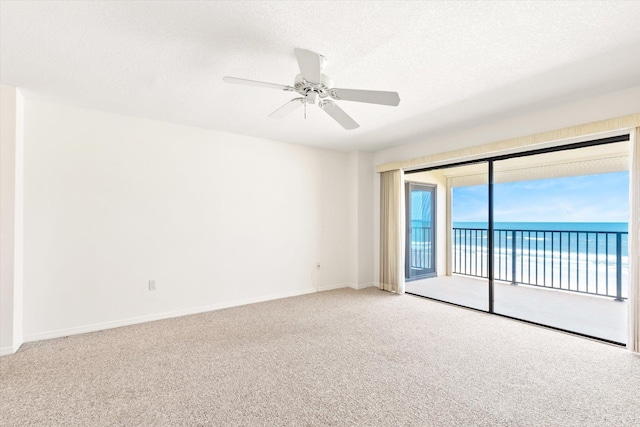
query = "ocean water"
xmin=452 ymin=222 xmax=628 ymax=233
xmin=450 ymin=222 xmax=629 ymax=259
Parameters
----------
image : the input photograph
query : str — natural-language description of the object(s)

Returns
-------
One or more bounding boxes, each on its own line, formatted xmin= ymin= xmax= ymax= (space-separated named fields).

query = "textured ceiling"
xmin=1 ymin=1 xmax=640 ymax=151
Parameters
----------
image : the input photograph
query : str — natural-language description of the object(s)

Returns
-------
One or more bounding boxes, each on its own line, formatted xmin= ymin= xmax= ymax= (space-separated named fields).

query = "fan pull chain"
xmin=304 ymin=100 xmax=307 ymax=119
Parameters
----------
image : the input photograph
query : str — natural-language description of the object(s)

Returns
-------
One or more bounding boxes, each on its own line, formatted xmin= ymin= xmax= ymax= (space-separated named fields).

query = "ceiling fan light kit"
xmin=223 ymin=48 xmax=400 ymax=130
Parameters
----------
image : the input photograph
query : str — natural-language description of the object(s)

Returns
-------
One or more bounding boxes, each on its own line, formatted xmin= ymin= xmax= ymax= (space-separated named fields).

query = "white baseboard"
xmin=318 ymin=283 xmax=377 ymax=291
xmin=348 ymin=282 xmax=377 ymax=290
xmin=0 ymin=341 xmax=23 ymax=356
xmin=316 ymin=283 xmax=351 ymax=292
xmin=22 ymin=284 xmax=354 ymax=344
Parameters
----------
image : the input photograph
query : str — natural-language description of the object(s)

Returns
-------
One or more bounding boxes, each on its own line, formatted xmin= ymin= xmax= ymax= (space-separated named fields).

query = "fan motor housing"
xmin=294 ymin=73 xmax=333 ymax=102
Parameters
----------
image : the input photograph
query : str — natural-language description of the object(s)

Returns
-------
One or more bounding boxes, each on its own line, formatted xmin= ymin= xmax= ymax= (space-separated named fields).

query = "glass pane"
xmin=493 ymin=142 xmax=629 ymax=343
xmin=405 ymin=163 xmax=489 ymax=311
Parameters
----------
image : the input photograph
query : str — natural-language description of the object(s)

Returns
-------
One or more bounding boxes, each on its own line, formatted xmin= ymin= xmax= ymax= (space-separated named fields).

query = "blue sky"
xmin=453 ymin=171 xmax=629 ymax=223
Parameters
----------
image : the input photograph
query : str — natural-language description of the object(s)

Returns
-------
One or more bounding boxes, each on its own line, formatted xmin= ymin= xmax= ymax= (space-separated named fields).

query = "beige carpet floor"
xmin=1 ymin=287 xmax=640 ymax=426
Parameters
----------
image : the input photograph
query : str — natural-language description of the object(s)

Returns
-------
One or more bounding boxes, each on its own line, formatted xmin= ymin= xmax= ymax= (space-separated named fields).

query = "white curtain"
xmin=629 ymin=127 xmax=640 ymax=352
xmin=379 ymin=169 xmax=405 ymax=294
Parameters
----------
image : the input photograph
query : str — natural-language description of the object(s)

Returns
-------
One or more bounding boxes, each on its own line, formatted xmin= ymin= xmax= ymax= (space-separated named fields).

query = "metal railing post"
xmin=615 ymin=232 xmax=623 ymax=301
xmin=511 ymin=230 xmax=517 ymax=285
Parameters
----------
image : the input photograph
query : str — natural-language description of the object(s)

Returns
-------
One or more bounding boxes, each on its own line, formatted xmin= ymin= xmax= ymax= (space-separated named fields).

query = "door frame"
xmin=405 ymin=181 xmax=437 ymax=281
xmin=402 ymin=134 xmax=631 ymax=346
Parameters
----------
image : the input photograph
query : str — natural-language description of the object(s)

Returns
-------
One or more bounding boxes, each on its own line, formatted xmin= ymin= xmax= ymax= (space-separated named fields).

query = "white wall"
xmin=356 ymin=151 xmax=374 ymax=286
xmin=22 ymin=97 xmax=354 ymax=341
xmin=346 ymin=151 xmax=375 ymax=288
xmin=0 ymin=85 xmax=24 ymax=355
xmin=347 ymin=152 xmax=359 ymax=286
xmin=373 ymin=85 xmax=640 ymax=285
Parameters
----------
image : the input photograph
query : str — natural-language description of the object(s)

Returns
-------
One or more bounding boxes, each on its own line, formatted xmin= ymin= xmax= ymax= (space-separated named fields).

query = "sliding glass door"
xmin=492 ymin=141 xmax=629 ymax=343
xmin=404 ymin=165 xmax=489 ymax=311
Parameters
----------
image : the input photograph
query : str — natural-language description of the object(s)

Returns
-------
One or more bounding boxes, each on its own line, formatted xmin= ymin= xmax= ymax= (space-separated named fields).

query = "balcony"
xmin=406 ymin=226 xmax=628 ymax=344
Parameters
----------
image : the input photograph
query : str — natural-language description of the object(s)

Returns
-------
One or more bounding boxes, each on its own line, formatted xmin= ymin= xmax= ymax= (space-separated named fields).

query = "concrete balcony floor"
xmin=405 ymin=275 xmax=627 ymax=344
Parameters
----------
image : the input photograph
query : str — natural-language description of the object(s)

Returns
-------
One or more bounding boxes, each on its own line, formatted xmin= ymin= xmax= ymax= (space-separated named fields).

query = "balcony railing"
xmin=452 ymin=227 xmax=628 ymax=300
xmin=409 ymin=227 xmax=433 ymax=270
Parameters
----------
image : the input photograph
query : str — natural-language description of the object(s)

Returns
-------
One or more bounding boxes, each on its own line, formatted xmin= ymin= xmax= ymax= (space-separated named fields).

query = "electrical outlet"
xmin=148 ymin=279 xmax=157 ymax=291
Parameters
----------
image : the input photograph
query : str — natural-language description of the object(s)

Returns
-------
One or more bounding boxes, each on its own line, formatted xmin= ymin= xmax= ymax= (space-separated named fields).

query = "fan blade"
xmin=320 ymin=101 xmax=359 ymax=130
xmin=269 ymin=98 xmax=304 ymax=119
xmin=329 ymin=88 xmax=400 ymax=106
xmin=223 ymin=76 xmax=294 ymax=91
xmin=294 ymin=48 xmax=322 ymax=84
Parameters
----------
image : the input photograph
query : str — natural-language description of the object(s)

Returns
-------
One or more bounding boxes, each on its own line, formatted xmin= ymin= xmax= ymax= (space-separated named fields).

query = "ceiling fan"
xmin=223 ymin=48 xmax=400 ymax=130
